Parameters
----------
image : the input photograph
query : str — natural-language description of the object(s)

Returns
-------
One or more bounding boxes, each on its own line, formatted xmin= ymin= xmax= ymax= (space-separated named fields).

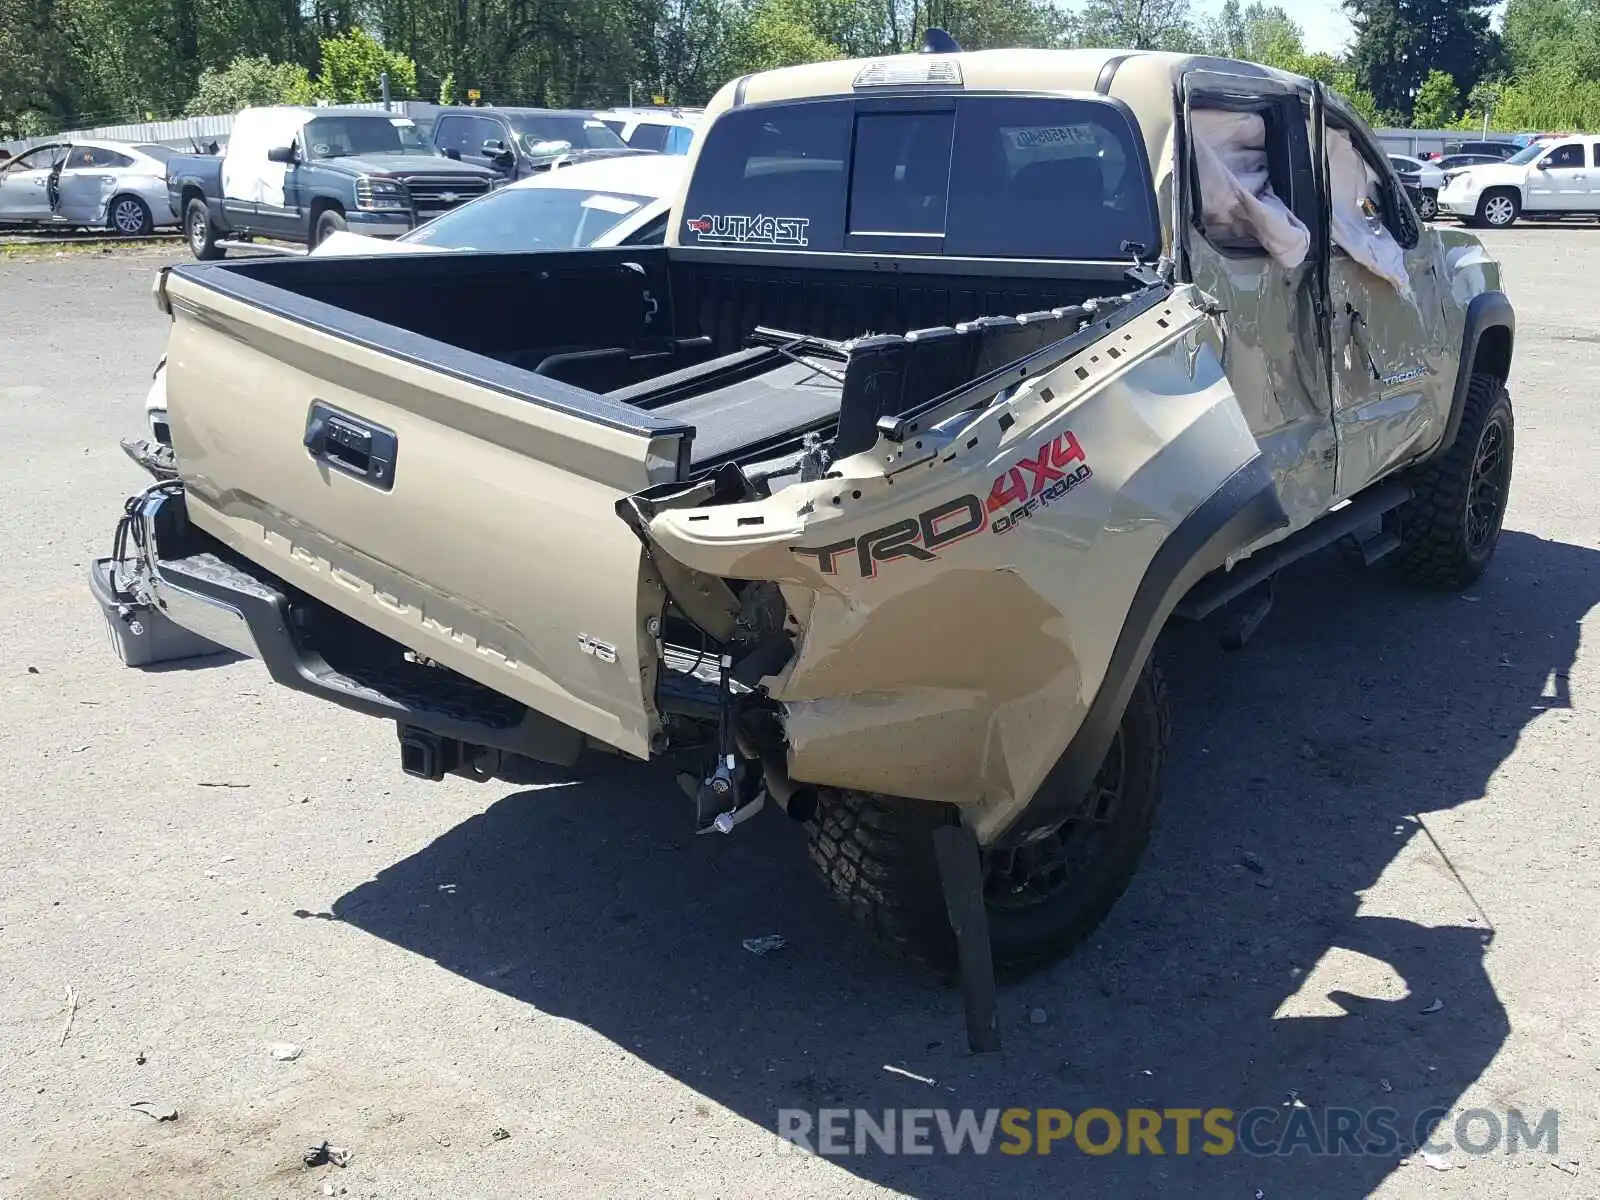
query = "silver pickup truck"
xmin=94 ymin=46 xmax=1514 ymax=1022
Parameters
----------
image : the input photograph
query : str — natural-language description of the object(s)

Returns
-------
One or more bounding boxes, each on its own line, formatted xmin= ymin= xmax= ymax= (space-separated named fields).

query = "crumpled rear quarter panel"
xmin=647 ymin=290 xmax=1262 ymax=841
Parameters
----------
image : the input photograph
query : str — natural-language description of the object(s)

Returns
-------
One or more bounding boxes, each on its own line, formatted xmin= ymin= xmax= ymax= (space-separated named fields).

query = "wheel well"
xmin=1473 ymin=324 xmax=1513 ymax=383
xmin=180 ymin=185 xmax=206 ymax=212
xmin=108 ymin=192 xmax=149 ymax=215
xmin=309 ymin=197 xmax=345 ymax=226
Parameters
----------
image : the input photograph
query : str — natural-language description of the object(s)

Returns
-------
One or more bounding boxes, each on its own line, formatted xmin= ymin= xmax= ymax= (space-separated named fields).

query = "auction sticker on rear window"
xmin=1006 ymin=125 xmax=1097 ymax=149
xmin=684 ymin=213 xmax=810 ymax=247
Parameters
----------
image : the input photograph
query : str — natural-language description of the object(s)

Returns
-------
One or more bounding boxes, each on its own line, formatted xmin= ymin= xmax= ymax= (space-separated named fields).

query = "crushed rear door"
xmin=52 ymin=145 xmax=113 ymax=226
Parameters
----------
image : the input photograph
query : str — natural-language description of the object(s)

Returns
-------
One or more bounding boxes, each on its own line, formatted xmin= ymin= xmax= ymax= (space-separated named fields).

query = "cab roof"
xmin=704 ymin=47 xmax=1309 ymax=152
xmin=712 ymin=48 xmax=1304 ymax=103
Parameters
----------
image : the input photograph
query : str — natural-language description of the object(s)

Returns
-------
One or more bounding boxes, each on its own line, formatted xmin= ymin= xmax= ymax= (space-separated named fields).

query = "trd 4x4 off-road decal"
xmin=987 ymin=430 xmax=1093 ymax=537
xmin=683 ymin=213 xmax=811 ymax=247
xmin=791 ymin=495 xmax=986 ymax=578
xmin=790 ymin=430 xmax=1093 ymax=578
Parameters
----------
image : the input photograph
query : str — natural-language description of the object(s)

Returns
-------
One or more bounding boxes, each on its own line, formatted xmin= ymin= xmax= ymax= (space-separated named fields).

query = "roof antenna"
xmin=921 ymin=27 xmax=961 ymax=54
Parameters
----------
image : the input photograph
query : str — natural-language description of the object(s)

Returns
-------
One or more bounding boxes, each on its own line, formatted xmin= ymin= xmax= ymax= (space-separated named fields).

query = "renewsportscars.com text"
xmin=776 ymin=1106 xmax=1560 ymax=1159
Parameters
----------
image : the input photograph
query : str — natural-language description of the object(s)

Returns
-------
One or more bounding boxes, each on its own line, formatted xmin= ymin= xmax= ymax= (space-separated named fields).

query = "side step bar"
xmin=1172 ymin=479 xmax=1414 ymax=622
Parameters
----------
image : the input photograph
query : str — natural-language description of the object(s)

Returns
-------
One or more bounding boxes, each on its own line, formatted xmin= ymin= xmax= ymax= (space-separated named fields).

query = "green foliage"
xmin=1079 ymin=0 xmax=1200 ymax=51
xmin=18 ymin=0 xmax=1600 ymax=138
xmin=1332 ymin=70 xmax=1385 ymax=125
xmin=1204 ymin=1 xmax=1304 ymax=68
xmin=315 ymin=26 xmax=417 ymax=103
xmin=1484 ymin=0 xmax=1600 ymax=131
xmin=1502 ymin=0 xmax=1600 ymax=80
xmin=1411 ymin=69 xmax=1460 ymax=127
xmin=1485 ymin=68 xmax=1600 ymax=128
xmin=185 ymin=55 xmax=314 ymax=116
xmin=717 ymin=0 xmax=842 ymax=77
xmin=1286 ymin=52 xmax=1343 ymax=85
xmin=1344 ymin=0 xmax=1499 ymax=122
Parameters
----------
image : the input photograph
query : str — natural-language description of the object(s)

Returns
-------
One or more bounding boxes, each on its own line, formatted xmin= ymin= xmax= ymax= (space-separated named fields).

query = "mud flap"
xmin=932 ymin=822 xmax=1001 ymax=1054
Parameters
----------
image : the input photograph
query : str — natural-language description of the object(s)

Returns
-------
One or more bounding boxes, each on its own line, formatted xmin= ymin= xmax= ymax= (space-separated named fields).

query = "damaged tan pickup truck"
xmin=95 ymin=45 xmax=1516 ymax=996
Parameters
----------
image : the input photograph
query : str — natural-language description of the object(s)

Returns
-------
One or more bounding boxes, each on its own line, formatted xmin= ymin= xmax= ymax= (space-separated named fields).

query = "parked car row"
xmin=168 ymin=102 xmax=703 ymax=256
xmin=0 ymin=102 xmax=701 ymax=240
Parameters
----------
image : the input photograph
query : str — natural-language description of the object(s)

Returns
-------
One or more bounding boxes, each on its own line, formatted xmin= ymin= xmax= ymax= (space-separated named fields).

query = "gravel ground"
xmin=0 ymin=231 xmax=1595 ymax=1199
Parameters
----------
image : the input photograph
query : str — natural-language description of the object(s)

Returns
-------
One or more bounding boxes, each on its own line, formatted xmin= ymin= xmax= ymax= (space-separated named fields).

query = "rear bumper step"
xmin=93 ymin=488 xmax=583 ymax=766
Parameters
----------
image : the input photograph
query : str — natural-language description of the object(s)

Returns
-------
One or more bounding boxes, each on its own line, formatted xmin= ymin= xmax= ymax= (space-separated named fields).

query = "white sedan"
xmin=0 ymin=139 xmax=179 ymax=234
xmin=314 ymin=151 xmax=683 ymax=257
xmin=1387 ymin=154 xmax=1445 ymax=219
xmin=140 ymin=154 xmax=686 ymax=448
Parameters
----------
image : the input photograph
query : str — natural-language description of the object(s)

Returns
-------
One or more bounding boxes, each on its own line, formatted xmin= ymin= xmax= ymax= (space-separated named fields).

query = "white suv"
xmin=1437 ymin=135 xmax=1594 ymax=228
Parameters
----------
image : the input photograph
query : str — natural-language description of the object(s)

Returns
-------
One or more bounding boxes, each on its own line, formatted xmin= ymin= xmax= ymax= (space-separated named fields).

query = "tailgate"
xmin=159 ymin=266 xmax=690 ymax=757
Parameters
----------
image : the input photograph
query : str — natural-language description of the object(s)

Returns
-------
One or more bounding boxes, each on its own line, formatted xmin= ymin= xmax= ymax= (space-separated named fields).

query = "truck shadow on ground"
xmin=331 ymin=529 xmax=1593 ymax=1198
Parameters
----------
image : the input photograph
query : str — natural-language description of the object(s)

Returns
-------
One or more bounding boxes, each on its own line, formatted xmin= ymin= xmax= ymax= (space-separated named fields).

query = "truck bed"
xmin=181 ymin=247 xmax=1128 ymax=470
xmin=153 ymin=244 xmax=1152 ymax=761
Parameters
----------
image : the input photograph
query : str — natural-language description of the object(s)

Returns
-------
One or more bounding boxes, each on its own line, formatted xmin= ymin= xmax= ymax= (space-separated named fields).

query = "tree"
xmin=1331 ymin=69 xmax=1385 ymax=125
xmin=1286 ymin=51 xmax=1343 ymax=84
xmin=1345 ymin=0 xmax=1499 ymax=121
xmin=1204 ymin=1 xmax=1304 ymax=67
xmin=1410 ymin=68 xmax=1459 ymax=127
xmin=314 ymin=25 xmax=417 ymax=103
xmin=717 ymin=0 xmax=841 ymax=77
xmin=919 ymin=0 xmax=1077 ymax=50
xmin=1502 ymin=0 xmax=1600 ymax=81
xmin=1456 ymin=79 xmax=1502 ymax=130
xmin=1079 ymin=0 xmax=1201 ymax=51
xmin=185 ymin=55 xmax=315 ymax=115
xmin=315 ymin=26 xmax=418 ymax=103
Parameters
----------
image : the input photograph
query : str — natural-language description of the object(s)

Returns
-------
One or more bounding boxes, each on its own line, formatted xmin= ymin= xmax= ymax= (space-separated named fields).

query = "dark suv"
xmin=1443 ymin=139 xmax=1521 ymax=160
xmin=431 ymin=107 xmax=650 ymax=180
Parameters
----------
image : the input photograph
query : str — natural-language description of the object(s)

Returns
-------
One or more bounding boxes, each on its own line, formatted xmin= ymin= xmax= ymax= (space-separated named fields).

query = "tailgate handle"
xmin=304 ymin=402 xmax=397 ymax=491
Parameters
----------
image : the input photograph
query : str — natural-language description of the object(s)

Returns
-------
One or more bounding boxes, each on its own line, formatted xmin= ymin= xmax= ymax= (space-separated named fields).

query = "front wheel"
xmin=1478 ymin=190 xmax=1520 ymax=229
xmin=185 ymin=197 xmax=224 ymax=260
xmin=312 ymin=208 xmax=347 ymax=247
xmin=1396 ymin=374 xmax=1514 ymax=589
xmin=108 ymin=195 xmax=153 ymax=236
xmin=806 ymin=658 xmax=1169 ymax=978
xmin=1417 ymin=189 xmax=1438 ymax=221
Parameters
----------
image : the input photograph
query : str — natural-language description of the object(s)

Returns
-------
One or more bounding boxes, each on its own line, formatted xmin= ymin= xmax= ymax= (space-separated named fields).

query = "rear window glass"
xmin=849 ymin=110 xmax=954 ymax=236
xmin=681 ymin=96 xmax=1155 ymax=260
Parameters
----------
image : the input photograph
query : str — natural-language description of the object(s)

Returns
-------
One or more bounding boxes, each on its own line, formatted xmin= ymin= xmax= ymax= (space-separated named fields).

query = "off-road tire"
xmin=312 ymin=207 xmax=347 ymax=247
xmin=1478 ymin=189 xmax=1520 ymax=229
xmin=806 ymin=658 xmax=1168 ymax=979
xmin=185 ymin=197 xmax=224 ymax=260
xmin=1395 ymin=374 xmax=1514 ymax=589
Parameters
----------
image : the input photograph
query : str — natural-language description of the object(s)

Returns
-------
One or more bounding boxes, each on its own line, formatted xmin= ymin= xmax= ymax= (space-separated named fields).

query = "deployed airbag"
xmin=1326 ymin=129 xmax=1412 ymax=298
xmin=220 ymin=107 xmax=306 ymax=210
xmin=1191 ymin=110 xmax=1310 ymax=270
